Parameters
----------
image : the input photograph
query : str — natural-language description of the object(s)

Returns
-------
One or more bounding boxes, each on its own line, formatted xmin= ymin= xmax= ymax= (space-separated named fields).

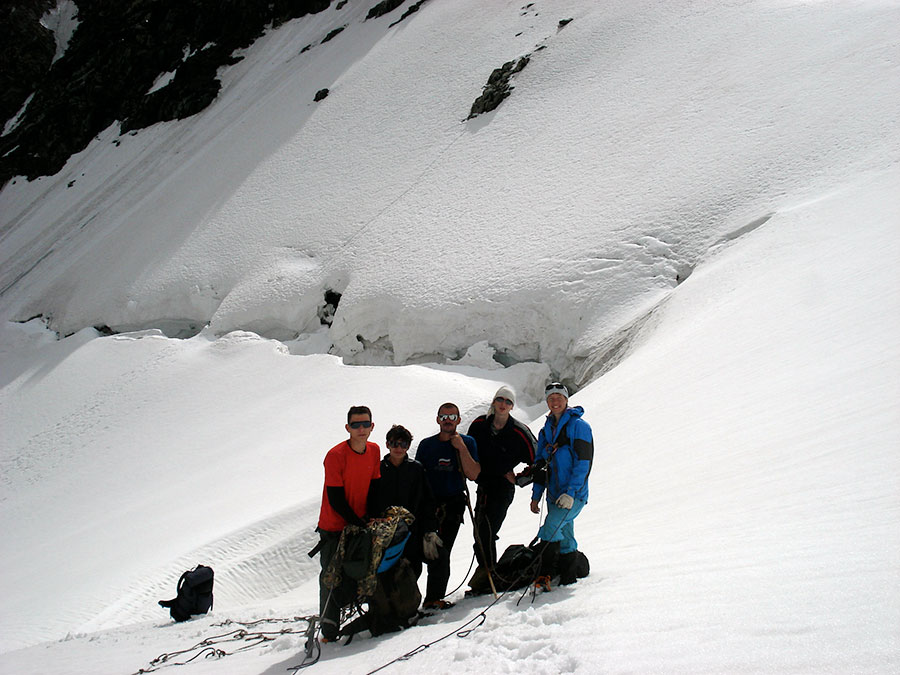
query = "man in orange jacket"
xmin=315 ymin=405 xmax=381 ymax=641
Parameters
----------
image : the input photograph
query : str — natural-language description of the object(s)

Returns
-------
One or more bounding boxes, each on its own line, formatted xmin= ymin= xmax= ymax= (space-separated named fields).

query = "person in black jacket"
xmin=371 ymin=424 xmax=439 ymax=579
xmin=466 ymin=385 xmax=537 ymax=580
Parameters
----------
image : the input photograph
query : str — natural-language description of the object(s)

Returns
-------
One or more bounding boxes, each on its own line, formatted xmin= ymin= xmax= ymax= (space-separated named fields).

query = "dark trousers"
xmin=473 ymin=479 xmax=515 ymax=568
xmin=317 ymin=529 xmax=351 ymax=640
xmin=424 ymin=497 xmax=465 ymax=603
xmin=403 ymin=528 xmax=425 ymax=580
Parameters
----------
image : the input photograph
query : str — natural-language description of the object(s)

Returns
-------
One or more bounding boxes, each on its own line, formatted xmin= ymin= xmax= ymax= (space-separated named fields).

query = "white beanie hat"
xmin=489 ymin=385 xmax=517 ymax=416
xmin=493 ymin=385 xmax=516 ymax=406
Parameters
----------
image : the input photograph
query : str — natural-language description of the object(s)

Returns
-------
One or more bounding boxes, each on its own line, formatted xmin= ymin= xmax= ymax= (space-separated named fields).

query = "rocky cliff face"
xmin=1 ymin=1 xmax=56 ymax=128
xmin=0 ymin=0 xmax=333 ymax=187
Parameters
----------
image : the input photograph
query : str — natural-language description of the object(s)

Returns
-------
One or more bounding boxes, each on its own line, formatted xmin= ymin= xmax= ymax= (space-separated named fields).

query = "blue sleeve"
xmin=564 ymin=420 xmax=593 ymax=496
xmin=535 ymin=426 xmax=550 ymax=462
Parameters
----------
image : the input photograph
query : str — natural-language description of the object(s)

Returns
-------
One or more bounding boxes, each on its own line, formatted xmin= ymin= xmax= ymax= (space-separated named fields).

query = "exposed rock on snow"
xmin=468 ymin=56 xmax=530 ymax=119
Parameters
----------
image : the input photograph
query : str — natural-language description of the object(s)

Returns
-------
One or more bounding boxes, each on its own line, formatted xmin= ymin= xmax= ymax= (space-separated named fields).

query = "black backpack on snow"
xmin=340 ymin=557 xmax=422 ymax=638
xmin=470 ymin=544 xmax=541 ymax=594
xmin=468 ymin=543 xmax=590 ymax=596
xmin=158 ymin=565 xmax=214 ymax=622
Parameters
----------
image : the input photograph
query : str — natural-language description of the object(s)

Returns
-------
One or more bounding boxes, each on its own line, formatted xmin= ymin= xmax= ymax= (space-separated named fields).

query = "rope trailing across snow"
xmin=135 ymin=556 xmax=550 ymax=675
xmin=363 ymin=601 xmax=491 ymax=675
xmin=133 ymin=616 xmax=317 ymax=674
xmin=138 ymin=508 xmax=564 ymax=674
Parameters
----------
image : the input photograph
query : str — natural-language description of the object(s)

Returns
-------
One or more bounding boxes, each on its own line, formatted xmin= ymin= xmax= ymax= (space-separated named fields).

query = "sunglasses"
xmin=348 ymin=420 xmax=372 ymax=429
xmin=438 ymin=413 xmax=459 ymax=421
xmin=545 ymin=382 xmax=564 ymax=391
xmin=388 ymin=441 xmax=410 ymax=450
xmin=494 ymin=397 xmax=513 ymax=405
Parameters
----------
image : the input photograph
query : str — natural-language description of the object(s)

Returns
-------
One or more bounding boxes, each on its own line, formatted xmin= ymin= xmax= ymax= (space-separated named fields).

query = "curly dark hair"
xmin=385 ymin=424 xmax=413 ymax=447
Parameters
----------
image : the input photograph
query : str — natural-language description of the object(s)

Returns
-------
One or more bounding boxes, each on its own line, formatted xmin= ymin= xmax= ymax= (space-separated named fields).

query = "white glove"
xmin=423 ymin=531 xmax=443 ymax=560
xmin=555 ymin=493 xmax=575 ymax=510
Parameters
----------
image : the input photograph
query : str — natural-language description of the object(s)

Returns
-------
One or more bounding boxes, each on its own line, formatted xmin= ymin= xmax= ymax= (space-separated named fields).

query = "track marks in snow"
xmin=0 ymin=336 xmax=182 ymax=493
xmin=85 ymin=502 xmax=320 ymax=632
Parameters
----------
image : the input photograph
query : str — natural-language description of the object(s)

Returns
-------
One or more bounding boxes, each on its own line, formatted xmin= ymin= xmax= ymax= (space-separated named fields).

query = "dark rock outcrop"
xmin=467 ymin=56 xmax=530 ymax=119
xmin=0 ymin=0 xmax=56 ymax=126
xmin=389 ymin=0 xmax=429 ymax=27
xmin=322 ymin=25 xmax=346 ymax=42
xmin=366 ymin=0 xmax=405 ymax=21
xmin=0 ymin=0 xmax=333 ymax=187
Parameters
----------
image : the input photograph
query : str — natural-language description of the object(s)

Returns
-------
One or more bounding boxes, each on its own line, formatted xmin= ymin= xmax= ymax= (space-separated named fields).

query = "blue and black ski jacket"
xmin=532 ymin=406 xmax=593 ymax=503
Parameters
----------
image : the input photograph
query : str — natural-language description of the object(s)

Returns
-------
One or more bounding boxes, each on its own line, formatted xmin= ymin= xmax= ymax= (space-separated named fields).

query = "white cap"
xmin=544 ymin=382 xmax=569 ymax=399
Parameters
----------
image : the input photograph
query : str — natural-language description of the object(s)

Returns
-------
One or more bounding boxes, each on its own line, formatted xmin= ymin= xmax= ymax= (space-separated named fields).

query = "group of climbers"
xmin=313 ymin=381 xmax=594 ymax=643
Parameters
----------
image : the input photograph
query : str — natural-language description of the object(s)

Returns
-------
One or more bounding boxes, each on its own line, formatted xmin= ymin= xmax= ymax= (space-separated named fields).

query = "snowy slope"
xmin=1 ymin=166 xmax=897 ymax=674
xmin=2 ymin=0 xmax=898 ymax=380
xmin=1 ymin=0 xmax=899 ymax=673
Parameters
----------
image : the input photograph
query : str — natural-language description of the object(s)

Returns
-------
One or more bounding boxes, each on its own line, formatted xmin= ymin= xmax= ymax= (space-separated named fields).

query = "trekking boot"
xmin=534 ymin=540 xmax=560 ymax=579
xmin=534 ymin=575 xmax=552 ymax=592
xmin=468 ymin=564 xmax=488 ymax=593
xmin=558 ymin=551 xmax=578 ymax=585
xmin=319 ymin=617 xmax=339 ymax=643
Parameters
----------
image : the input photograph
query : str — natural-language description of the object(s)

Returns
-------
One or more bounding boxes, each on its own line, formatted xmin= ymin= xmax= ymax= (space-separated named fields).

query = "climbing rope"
xmin=138 ymin=500 xmax=569 ymax=673
xmin=132 ymin=615 xmax=316 ymax=674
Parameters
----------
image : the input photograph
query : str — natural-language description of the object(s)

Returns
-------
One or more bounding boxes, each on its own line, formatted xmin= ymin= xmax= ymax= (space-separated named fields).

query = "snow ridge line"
xmin=572 ymin=209 xmax=778 ymax=386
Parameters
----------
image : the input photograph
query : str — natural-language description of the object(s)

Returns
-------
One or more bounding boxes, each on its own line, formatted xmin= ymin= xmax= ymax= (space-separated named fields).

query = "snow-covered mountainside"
xmin=0 ymin=1 xmax=898 ymax=673
xmin=3 ymin=0 xmax=898 ymax=381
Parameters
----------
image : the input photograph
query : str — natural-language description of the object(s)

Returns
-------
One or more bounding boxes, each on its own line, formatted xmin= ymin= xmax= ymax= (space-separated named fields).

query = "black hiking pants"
xmin=473 ymin=478 xmax=515 ymax=568
xmin=424 ymin=496 xmax=465 ymax=603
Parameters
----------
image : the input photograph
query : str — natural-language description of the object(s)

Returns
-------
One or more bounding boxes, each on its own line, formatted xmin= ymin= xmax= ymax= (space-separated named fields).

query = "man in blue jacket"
xmin=530 ymin=382 xmax=593 ymax=587
xmin=416 ymin=402 xmax=480 ymax=609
